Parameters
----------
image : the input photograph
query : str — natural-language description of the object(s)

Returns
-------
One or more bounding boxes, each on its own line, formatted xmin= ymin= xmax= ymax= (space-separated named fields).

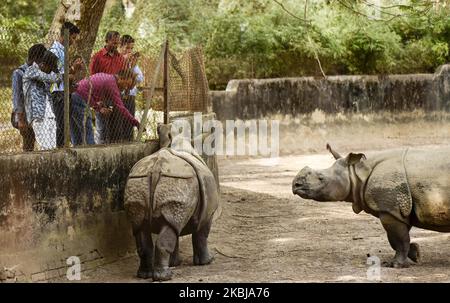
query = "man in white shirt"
xmin=49 ymin=21 xmax=80 ymax=148
xmin=113 ymin=35 xmax=144 ymax=142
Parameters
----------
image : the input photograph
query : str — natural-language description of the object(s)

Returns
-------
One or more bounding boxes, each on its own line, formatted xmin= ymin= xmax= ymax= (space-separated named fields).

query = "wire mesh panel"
xmin=141 ymin=46 xmax=211 ymax=113
xmin=0 ymin=16 xmax=211 ymax=155
xmin=136 ymin=44 xmax=211 ymax=142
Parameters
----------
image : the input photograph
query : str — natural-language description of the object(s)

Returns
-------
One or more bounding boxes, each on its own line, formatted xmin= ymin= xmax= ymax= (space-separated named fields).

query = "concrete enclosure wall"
xmin=0 ymin=113 xmax=220 ymax=282
xmin=211 ymin=65 xmax=450 ymax=120
xmin=0 ymin=143 xmax=159 ymax=281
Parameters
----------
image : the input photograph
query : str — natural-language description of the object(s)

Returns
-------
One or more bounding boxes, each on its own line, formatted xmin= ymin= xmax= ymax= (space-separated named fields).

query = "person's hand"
xmin=135 ymin=123 xmax=146 ymax=133
xmin=100 ymin=107 xmax=113 ymax=116
xmin=17 ymin=114 xmax=27 ymax=131
xmin=72 ymin=58 xmax=83 ymax=69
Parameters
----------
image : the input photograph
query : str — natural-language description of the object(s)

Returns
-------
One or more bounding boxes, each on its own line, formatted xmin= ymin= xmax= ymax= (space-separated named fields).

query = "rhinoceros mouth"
xmin=293 ymin=187 xmax=310 ymax=196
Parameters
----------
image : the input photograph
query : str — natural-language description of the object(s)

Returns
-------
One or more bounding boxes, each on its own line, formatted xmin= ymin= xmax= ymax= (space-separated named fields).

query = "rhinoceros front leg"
xmin=192 ymin=219 xmax=214 ymax=265
xmin=133 ymin=223 xmax=153 ymax=279
xmin=153 ymin=224 xmax=178 ymax=281
xmin=379 ymin=213 xmax=411 ymax=268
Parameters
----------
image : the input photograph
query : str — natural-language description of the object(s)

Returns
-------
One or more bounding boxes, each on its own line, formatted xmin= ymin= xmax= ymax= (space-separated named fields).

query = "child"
xmin=11 ymin=44 xmax=47 ymax=151
xmin=23 ymin=51 xmax=62 ymax=150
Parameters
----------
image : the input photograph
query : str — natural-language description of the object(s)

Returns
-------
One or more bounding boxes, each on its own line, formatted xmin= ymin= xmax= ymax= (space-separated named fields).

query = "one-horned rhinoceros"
xmin=292 ymin=144 xmax=450 ymax=268
xmin=124 ymin=124 xmax=219 ymax=281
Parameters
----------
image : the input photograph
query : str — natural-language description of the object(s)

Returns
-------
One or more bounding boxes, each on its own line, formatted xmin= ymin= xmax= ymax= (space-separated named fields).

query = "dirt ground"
xmin=57 ymin=116 xmax=450 ymax=283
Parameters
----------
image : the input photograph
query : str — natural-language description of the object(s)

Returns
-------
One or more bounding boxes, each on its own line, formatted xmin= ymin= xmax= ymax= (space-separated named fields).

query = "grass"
xmin=0 ymin=87 xmax=12 ymax=124
xmin=0 ymin=128 xmax=22 ymax=154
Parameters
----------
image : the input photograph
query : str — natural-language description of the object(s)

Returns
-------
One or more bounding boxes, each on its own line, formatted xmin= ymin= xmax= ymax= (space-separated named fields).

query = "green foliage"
xmin=340 ymin=23 xmax=402 ymax=73
xmin=1 ymin=0 xmax=58 ymax=23
xmin=0 ymin=87 xmax=12 ymax=123
xmin=0 ymin=15 xmax=41 ymax=69
xmin=0 ymin=0 xmax=58 ymax=84
xmin=2 ymin=0 xmax=450 ymax=89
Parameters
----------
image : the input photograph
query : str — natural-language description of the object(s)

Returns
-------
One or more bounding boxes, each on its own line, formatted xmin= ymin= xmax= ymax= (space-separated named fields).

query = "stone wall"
xmin=0 ymin=142 xmax=159 ymax=281
xmin=211 ymin=65 xmax=450 ymax=120
xmin=0 ymin=111 xmax=221 ymax=282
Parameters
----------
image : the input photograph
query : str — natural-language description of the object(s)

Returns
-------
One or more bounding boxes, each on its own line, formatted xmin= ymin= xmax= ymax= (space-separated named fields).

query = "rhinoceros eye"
xmin=318 ymin=176 xmax=324 ymax=181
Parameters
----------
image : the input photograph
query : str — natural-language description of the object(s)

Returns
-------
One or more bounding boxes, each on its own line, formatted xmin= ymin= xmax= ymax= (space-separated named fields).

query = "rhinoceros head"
xmin=292 ymin=144 xmax=366 ymax=202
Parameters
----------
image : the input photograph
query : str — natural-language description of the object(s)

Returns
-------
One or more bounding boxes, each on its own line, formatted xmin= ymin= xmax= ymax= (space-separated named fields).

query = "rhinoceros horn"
xmin=326 ymin=143 xmax=342 ymax=160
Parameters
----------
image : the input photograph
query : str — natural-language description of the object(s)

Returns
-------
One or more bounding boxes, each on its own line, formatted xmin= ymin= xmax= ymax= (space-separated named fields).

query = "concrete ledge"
xmin=211 ymin=65 xmax=450 ymax=120
xmin=0 ymin=142 xmax=159 ymax=282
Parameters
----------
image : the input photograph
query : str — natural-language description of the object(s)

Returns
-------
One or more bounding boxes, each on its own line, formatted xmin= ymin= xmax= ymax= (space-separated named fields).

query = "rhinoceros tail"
xmin=149 ymin=155 xmax=163 ymax=213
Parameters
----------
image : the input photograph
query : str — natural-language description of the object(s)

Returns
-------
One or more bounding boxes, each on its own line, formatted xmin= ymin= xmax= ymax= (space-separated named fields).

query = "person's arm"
xmin=12 ymin=70 xmax=24 ymax=113
xmin=49 ymin=46 xmax=64 ymax=75
xmin=135 ymin=65 xmax=144 ymax=85
xmin=90 ymin=53 xmax=99 ymax=75
xmin=23 ymin=66 xmax=62 ymax=84
xmin=12 ymin=70 xmax=28 ymax=128
xmin=108 ymin=80 xmax=140 ymax=127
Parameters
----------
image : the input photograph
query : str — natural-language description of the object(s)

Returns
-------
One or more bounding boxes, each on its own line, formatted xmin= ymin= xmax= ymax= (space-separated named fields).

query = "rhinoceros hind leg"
xmin=133 ymin=223 xmax=154 ymax=279
xmin=193 ymin=219 xmax=214 ymax=265
xmin=379 ymin=213 xmax=410 ymax=268
xmin=153 ymin=224 xmax=177 ymax=281
xmin=169 ymin=238 xmax=182 ymax=267
xmin=408 ymin=242 xmax=420 ymax=263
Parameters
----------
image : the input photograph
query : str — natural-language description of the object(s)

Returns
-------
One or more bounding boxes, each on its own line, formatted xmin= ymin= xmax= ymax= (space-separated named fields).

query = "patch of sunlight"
xmin=255 ymin=157 xmax=281 ymax=166
xmin=269 ymin=237 xmax=296 ymax=244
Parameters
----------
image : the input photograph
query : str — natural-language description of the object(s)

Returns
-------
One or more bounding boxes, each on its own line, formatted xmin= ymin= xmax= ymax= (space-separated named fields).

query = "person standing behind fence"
xmin=116 ymin=34 xmax=144 ymax=142
xmin=89 ymin=31 xmax=125 ymax=144
xmin=11 ymin=44 xmax=47 ymax=152
xmin=49 ymin=21 xmax=81 ymax=148
xmin=72 ymin=70 xmax=140 ymax=145
xmin=23 ymin=51 xmax=62 ymax=151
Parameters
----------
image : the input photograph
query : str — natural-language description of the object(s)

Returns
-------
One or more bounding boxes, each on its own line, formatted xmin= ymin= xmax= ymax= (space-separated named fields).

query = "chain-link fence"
xmin=0 ymin=24 xmax=211 ymax=155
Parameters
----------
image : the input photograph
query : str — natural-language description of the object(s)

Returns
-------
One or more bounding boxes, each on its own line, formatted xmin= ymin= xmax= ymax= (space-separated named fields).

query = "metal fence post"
xmin=136 ymin=43 xmax=165 ymax=142
xmin=63 ymin=28 xmax=70 ymax=148
xmin=163 ymin=40 xmax=169 ymax=124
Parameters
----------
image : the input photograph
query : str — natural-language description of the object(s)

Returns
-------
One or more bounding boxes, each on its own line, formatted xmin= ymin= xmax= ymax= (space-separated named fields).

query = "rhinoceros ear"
xmin=157 ymin=123 xmax=162 ymax=135
xmin=157 ymin=123 xmax=173 ymax=148
xmin=344 ymin=153 xmax=367 ymax=166
xmin=326 ymin=143 xmax=342 ymax=160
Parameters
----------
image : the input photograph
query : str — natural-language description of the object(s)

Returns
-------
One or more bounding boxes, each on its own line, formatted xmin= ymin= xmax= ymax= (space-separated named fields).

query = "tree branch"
xmin=271 ymin=0 xmax=327 ymax=78
xmin=271 ymin=0 xmax=311 ymax=25
xmin=335 ymin=0 xmax=434 ymax=22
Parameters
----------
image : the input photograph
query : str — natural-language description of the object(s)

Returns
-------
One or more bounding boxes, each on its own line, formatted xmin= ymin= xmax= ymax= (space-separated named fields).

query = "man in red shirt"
xmin=90 ymin=31 xmax=127 ymax=143
xmin=90 ymin=31 xmax=125 ymax=75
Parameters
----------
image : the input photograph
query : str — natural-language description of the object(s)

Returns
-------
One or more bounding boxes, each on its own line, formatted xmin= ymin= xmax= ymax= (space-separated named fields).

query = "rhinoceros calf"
xmin=292 ymin=144 xmax=450 ymax=268
xmin=124 ymin=124 xmax=219 ymax=281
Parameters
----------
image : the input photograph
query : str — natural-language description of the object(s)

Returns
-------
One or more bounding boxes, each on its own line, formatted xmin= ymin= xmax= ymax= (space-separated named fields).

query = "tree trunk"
xmin=46 ymin=0 xmax=108 ymax=66
xmin=76 ymin=0 xmax=108 ymax=65
xmin=45 ymin=1 xmax=70 ymax=46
